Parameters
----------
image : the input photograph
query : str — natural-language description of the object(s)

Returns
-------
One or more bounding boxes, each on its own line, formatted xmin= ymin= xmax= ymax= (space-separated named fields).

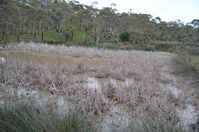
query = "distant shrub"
xmin=119 ymin=32 xmax=130 ymax=42
xmin=141 ymin=44 xmax=155 ymax=51
xmin=97 ymin=43 xmax=119 ymax=50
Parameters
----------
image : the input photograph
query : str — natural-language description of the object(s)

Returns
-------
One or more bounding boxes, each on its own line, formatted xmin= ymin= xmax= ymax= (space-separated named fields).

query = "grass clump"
xmin=0 ymin=100 xmax=94 ymax=132
xmin=125 ymin=117 xmax=181 ymax=132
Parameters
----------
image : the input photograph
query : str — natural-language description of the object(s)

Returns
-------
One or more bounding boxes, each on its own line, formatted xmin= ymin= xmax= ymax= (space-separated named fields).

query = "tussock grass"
xmin=125 ymin=116 xmax=181 ymax=132
xmin=1 ymin=101 xmax=193 ymax=132
xmin=0 ymin=100 xmax=94 ymax=132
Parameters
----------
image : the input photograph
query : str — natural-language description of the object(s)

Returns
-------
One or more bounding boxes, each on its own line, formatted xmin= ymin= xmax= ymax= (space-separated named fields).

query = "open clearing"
xmin=0 ymin=42 xmax=198 ymax=131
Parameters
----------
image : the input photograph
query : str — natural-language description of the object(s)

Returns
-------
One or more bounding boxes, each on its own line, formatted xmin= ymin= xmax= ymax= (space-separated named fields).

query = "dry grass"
xmin=0 ymin=42 xmax=198 ymax=131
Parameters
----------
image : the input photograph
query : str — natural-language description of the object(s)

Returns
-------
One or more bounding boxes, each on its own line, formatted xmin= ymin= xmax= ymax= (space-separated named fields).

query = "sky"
xmin=73 ymin=0 xmax=199 ymax=23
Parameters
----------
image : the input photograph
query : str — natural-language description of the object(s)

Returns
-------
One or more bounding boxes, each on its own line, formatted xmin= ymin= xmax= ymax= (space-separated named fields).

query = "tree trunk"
xmin=84 ymin=34 xmax=88 ymax=44
xmin=95 ymin=34 xmax=100 ymax=45
xmin=41 ymin=31 xmax=44 ymax=41
xmin=17 ymin=30 xmax=20 ymax=42
xmin=64 ymin=32 xmax=68 ymax=42
xmin=33 ymin=24 xmax=37 ymax=38
xmin=71 ymin=31 xmax=74 ymax=41
xmin=41 ymin=21 xmax=44 ymax=41
xmin=109 ymin=28 xmax=120 ymax=44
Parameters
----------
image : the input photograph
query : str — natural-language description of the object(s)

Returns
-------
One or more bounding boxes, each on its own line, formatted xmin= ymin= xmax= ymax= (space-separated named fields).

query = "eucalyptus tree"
xmin=191 ymin=19 xmax=199 ymax=28
xmin=94 ymin=6 xmax=120 ymax=44
xmin=75 ymin=5 xmax=95 ymax=44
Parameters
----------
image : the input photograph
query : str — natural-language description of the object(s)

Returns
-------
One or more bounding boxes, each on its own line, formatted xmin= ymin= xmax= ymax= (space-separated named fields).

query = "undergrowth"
xmin=174 ymin=53 xmax=199 ymax=82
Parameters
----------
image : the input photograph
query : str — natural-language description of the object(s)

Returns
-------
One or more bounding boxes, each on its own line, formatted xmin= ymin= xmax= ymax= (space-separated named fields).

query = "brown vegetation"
xmin=0 ymin=42 xmax=198 ymax=131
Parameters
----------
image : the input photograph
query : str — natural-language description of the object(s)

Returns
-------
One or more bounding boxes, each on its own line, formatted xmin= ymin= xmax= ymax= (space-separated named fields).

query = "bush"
xmin=119 ymin=32 xmax=130 ymax=42
xmin=154 ymin=43 xmax=173 ymax=51
xmin=143 ymin=44 xmax=155 ymax=51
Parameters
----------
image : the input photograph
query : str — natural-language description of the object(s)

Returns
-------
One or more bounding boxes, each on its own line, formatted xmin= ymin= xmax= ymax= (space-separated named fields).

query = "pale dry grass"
xmin=1 ymin=42 xmax=198 ymax=131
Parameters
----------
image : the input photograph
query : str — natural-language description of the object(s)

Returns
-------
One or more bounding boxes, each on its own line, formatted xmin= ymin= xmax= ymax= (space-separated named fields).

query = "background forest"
xmin=0 ymin=0 xmax=199 ymax=53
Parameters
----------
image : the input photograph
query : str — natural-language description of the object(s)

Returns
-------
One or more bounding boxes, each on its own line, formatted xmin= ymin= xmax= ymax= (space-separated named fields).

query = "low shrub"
xmin=154 ymin=43 xmax=173 ymax=51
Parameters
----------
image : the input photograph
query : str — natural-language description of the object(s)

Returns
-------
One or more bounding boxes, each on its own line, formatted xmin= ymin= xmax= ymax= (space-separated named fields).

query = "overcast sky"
xmin=73 ymin=0 xmax=199 ymax=23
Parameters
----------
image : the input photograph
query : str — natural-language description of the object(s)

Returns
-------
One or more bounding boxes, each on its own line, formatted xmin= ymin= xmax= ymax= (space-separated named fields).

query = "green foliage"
xmin=119 ymin=32 xmax=130 ymax=42
xmin=0 ymin=100 xmax=94 ymax=132
xmin=154 ymin=42 xmax=173 ymax=51
xmin=191 ymin=19 xmax=199 ymax=28
xmin=44 ymin=32 xmax=63 ymax=42
xmin=73 ymin=30 xmax=86 ymax=43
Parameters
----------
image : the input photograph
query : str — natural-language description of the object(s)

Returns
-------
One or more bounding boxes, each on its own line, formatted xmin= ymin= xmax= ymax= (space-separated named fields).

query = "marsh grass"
xmin=0 ymin=42 xmax=198 ymax=131
xmin=0 ymin=100 xmax=94 ymax=132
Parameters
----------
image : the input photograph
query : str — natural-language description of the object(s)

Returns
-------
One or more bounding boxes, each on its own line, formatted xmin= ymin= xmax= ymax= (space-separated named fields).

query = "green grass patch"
xmin=73 ymin=31 xmax=86 ymax=43
xmin=19 ymin=34 xmax=33 ymax=41
xmin=44 ymin=32 xmax=63 ymax=42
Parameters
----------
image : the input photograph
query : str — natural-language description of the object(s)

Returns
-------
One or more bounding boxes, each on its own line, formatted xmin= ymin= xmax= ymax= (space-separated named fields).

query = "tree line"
xmin=0 ymin=0 xmax=199 ymax=53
